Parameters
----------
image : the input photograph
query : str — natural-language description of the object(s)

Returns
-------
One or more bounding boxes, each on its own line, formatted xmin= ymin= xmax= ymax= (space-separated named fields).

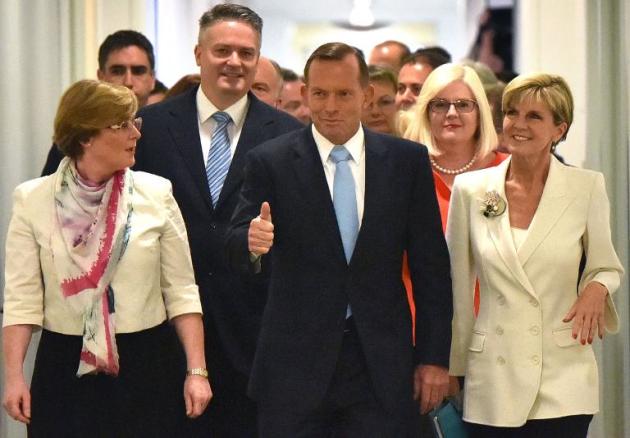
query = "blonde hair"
xmin=502 ymin=73 xmax=573 ymax=143
xmin=53 ymin=80 xmax=138 ymax=159
xmin=399 ymin=63 xmax=497 ymax=157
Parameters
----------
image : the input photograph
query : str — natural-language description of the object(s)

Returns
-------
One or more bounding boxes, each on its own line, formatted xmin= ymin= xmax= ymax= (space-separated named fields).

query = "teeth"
xmin=514 ymin=135 xmax=529 ymax=141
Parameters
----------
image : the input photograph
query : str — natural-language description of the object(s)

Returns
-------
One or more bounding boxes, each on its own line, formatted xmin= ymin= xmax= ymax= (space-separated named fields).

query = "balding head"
xmin=368 ymin=40 xmax=410 ymax=72
xmin=251 ymin=56 xmax=283 ymax=107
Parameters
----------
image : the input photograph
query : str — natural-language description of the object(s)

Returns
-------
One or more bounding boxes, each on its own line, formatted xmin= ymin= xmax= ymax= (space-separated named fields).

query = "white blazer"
xmin=3 ymin=170 xmax=202 ymax=335
xmin=446 ymin=156 xmax=624 ymax=427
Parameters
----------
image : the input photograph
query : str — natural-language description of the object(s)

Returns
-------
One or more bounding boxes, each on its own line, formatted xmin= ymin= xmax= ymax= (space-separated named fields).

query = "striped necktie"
xmin=206 ymin=111 xmax=232 ymax=207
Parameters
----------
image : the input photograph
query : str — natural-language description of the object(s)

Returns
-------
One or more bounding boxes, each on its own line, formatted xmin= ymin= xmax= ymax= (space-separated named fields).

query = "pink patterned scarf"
xmin=51 ymin=157 xmax=133 ymax=376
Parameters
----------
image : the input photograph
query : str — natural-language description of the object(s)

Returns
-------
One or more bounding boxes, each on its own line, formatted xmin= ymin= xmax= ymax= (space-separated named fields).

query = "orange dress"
xmin=403 ymin=152 xmax=508 ymax=340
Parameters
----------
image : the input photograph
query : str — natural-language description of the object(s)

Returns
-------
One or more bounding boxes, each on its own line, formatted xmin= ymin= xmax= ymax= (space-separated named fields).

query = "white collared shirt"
xmin=196 ymin=88 xmax=250 ymax=163
xmin=312 ymin=124 xmax=365 ymax=226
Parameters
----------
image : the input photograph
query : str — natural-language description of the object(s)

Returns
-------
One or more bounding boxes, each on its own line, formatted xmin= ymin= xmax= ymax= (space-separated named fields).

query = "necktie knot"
xmin=212 ymin=111 xmax=231 ymax=126
xmin=329 ymin=145 xmax=352 ymax=164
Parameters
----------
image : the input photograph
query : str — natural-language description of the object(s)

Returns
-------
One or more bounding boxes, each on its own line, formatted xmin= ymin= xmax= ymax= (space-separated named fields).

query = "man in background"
xmin=395 ymin=47 xmax=451 ymax=111
xmin=278 ymin=67 xmax=310 ymax=124
xmin=368 ymin=39 xmax=410 ymax=71
xmin=133 ymin=4 xmax=302 ymax=436
xmin=251 ymin=56 xmax=283 ymax=107
xmin=40 ymin=30 xmax=157 ymax=175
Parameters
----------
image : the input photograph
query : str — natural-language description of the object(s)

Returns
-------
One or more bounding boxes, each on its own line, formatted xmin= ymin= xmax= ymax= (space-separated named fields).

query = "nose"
xmin=323 ymin=95 xmax=338 ymax=113
xmin=226 ymin=51 xmax=241 ymax=66
xmin=131 ymin=124 xmax=141 ymax=139
xmin=123 ymin=69 xmax=134 ymax=88
xmin=446 ymin=103 xmax=458 ymax=117
xmin=397 ymin=90 xmax=415 ymax=110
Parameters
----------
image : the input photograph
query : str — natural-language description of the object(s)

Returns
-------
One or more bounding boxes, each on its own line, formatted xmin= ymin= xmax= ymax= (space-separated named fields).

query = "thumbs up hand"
xmin=248 ymin=202 xmax=274 ymax=256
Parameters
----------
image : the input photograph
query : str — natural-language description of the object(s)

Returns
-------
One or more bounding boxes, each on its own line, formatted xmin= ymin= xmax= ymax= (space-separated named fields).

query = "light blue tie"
xmin=330 ymin=146 xmax=359 ymax=319
xmin=206 ymin=112 xmax=232 ymax=207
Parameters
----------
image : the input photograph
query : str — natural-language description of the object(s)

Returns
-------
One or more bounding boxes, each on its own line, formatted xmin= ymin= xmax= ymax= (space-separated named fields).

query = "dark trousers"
xmin=258 ymin=318 xmax=417 ymax=438
xmin=185 ymin=318 xmax=257 ymax=438
xmin=466 ymin=414 xmax=593 ymax=438
xmin=29 ymin=323 xmax=186 ymax=438
xmin=186 ymin=355 xmax=258 ymax=437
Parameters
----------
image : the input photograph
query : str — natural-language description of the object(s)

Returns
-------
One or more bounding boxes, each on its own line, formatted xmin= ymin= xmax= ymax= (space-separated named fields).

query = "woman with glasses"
xmin=2 ymin=79 xmax=211 ymax=437
xmin=446 ymin=73 xmax=623 ymax=437
xmin=361 ymin=65 xmax=398 ymax=135
xmin=398 ymin=63 xmax=507 ymax=342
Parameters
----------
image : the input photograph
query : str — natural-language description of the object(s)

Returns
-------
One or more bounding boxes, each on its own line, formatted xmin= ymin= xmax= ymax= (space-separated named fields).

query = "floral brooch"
xmin=480 ymin=190 xmax=506 ymax=217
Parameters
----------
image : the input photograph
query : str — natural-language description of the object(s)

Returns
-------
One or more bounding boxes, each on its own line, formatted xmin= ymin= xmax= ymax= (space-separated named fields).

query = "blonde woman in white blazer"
xmin=2 ymin=80 xmax=211 ymax=437
xmin=446 ymin=73 xmax=624 ymax=437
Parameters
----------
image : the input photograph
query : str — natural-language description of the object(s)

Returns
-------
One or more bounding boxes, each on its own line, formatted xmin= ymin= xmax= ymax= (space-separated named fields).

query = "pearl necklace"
xmin=430 ymin=154 xmax=477 ymax=175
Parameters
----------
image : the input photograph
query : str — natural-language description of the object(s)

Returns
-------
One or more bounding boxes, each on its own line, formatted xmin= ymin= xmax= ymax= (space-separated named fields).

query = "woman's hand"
xmin=3 ymin=375 xmax=31 ymax=424
xmin=184 ymin=375 xmax=212 ymax=418
xmin=563 ymin=281 xmax=609 ymax=344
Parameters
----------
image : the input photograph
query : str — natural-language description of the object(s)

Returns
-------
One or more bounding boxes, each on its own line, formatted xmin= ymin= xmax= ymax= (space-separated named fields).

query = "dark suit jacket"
xmin=131 ymin=88 xmax=302 ymax=377
xmin=41 ymin=144 xmax=63 ymax=176
xmin=227 ymin=127 xmax=452 ymax=413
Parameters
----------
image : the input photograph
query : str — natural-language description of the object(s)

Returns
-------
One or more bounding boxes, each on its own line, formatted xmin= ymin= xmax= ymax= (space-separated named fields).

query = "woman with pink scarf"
xmin=2 ymin=80 xmax=211 ymax=436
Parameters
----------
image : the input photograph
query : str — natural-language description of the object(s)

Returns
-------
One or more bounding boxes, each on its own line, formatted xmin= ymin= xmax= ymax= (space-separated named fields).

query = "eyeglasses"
xmin=109 ymin=117 xmax=142 ymax=132
xmin=428 ymin=99 xmax=477 ymax=114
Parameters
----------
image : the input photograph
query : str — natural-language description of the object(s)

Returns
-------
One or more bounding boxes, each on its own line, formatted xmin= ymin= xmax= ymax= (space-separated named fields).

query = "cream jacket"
xmin=446 ymin=156 xmax=624 ymax=427
xmin=3 ymin=170 xmax=202 ymax=334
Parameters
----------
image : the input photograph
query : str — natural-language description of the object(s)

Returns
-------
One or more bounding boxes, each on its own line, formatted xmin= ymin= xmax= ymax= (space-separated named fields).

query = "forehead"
xmin=435 ymin=80 xmax=474 ymax=98
xmin=201 ymin=20 xmax=260 ymax=49
xmin=104 ymin=45 xmax=151 ymax=67
xmin=307 ymin=56 xmax=362 ymax=87
xmin=371 ymin=79 xmax=396 ymax=95
xmin=255 ymin=60 xmax=276 ymax=80
xmin=281 ymin=80 xmax=302 ymax=97
xmin=398 ymin=63 xmax=432 ymax=84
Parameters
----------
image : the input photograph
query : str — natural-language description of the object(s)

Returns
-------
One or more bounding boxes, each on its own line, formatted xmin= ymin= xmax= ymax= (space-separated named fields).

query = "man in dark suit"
xmin=41 ymin=30 xmax=157 ymax=175
xmin=227 ymin=42 xmax=452 ymax=437
xmin=131 ymin=4 xmax=302 ymax=437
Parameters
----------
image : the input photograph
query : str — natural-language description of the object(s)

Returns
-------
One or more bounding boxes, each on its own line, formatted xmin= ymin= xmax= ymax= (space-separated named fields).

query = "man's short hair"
xmin=402 ymin=46 xmax=451 ymax=70
xmin=268 ymin=59 xmax=283 ymax=79
xmin=280 ymin=68 xmax=300 ymax=82
xmin=368 ymin=65 xmax=397 ymax=93
xmin=198 ymin=3 xmax=263 ymax=41
xmin=98 ymin=30 xmax=155 ymax=71
xmin=151 ymin=79 xmax=168 ymax=95
xmin=304 ymin=42 xmax=369 ymax=87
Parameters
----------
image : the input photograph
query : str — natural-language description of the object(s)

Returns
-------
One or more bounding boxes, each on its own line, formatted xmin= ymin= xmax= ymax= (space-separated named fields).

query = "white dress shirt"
xmin=196 ymin=87 xmax=249 ymax=163
xmin=312 ymin=124 xmax=365 ymax=226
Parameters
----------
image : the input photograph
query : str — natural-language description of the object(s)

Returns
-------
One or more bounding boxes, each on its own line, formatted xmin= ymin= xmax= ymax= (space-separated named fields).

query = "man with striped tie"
xmin=227 ymin=42 xmax=452 ymax=437
xmin=133 ymin=4 xmax=302 ymax=437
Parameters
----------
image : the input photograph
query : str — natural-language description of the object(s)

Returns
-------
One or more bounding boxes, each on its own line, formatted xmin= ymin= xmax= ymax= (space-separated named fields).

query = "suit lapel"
xmin=517 ymin=156 xmax=572 ymax=266
xmin=167 ymin=88 xmax=213 ymax=210
xmin=216 ymin=94 xmax=271 ymax=209
xmin=484 ymin=157 xmax=537 ymax=296
xmin=351 ymin=130 xmax=388 ymax=266
xmin=292 ymin=129 xmax=347 ymax=265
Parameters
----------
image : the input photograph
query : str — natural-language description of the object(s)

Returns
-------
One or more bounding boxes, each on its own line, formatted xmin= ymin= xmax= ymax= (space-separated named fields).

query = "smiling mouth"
xmin=221 ymin=71 xmax=243 ymax=78
xmin=512 ymin=135 xmax=530 ymax=141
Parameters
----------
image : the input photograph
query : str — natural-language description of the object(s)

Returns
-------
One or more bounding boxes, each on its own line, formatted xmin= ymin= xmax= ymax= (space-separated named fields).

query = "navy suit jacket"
xmin=131 ymin=88 xmax=302 ymax=376
xmin=227 ymin=127 xmax=452 ymax=412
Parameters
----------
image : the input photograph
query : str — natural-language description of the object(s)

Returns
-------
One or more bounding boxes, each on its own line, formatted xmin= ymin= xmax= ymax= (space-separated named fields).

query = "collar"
xmin=312 ymin=124 xmax=365 ymax=164
xmin=196 ymin=88 xmax=248 ymax=128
